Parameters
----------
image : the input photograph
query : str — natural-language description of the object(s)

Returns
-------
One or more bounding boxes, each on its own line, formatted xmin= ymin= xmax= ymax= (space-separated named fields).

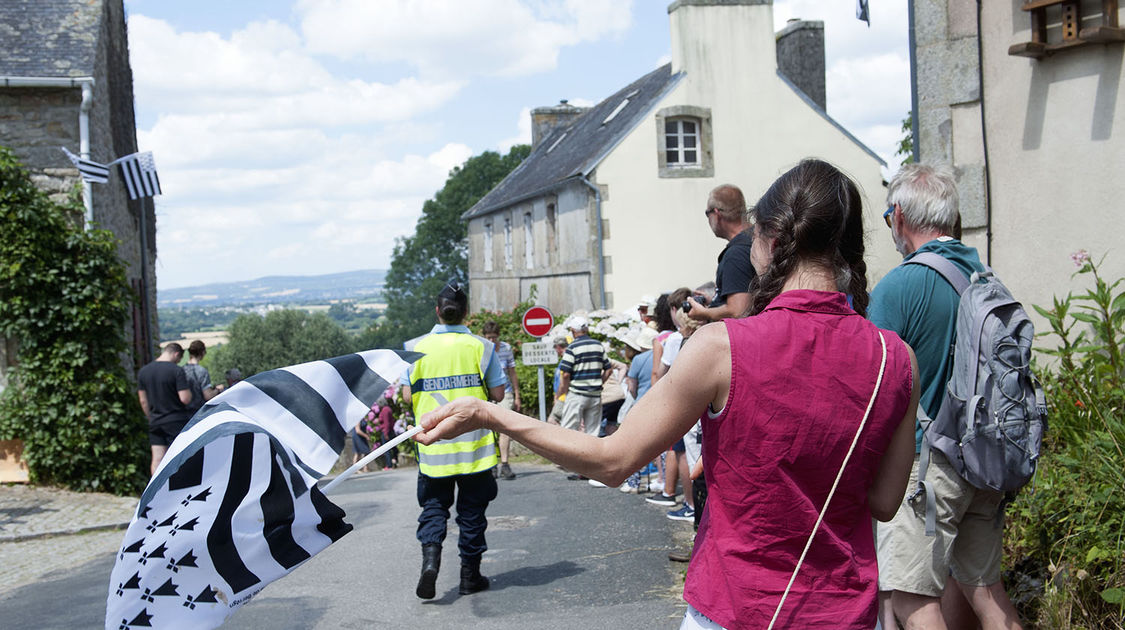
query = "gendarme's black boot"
xmin=458 ymin=558 xmax=490 ymax=595
xmin=415 ymin=544 xmax=441 ymax=599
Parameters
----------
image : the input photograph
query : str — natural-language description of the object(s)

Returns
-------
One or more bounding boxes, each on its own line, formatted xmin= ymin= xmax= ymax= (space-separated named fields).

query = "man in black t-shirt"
xmin=137 ymin=342 xmax=192 ymax=475
xmin=685 ymin=184 xmax=756 ymax=322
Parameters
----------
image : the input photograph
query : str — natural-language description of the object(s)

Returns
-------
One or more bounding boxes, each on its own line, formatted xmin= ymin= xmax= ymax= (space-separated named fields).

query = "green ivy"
xmin=0 ymin=146 xmax=147 ymax=494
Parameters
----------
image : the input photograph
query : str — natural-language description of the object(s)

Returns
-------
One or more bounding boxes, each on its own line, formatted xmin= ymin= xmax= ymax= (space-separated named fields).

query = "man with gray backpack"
xmin=870 ymin=164 xmax=1043 ymax=630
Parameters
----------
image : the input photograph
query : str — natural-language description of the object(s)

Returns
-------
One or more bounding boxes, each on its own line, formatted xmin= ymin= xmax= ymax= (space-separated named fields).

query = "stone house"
xmin=0 ymin=0 xmax=156 ymax=389
xmin=910 ymin=0 xmax=1124 ymax=327
xmin=463 ymin=0 xmax=890 ymax=314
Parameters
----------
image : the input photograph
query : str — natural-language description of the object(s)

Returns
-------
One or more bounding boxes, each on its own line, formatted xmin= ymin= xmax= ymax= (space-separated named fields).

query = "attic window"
xmin=602 ymin=99 xmax=630 ymax=125
xmin=655 ymin=105 xmax=714 ymax=179
xmin=547 ymin=131 xmax=568 ymax=153
xmin=665 ymin=118 xmax=699 ymax=166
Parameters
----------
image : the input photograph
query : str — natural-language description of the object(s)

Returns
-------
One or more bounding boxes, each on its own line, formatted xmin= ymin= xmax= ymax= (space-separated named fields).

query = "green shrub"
xmin=0 ymin=146 xmax=147 ymax=494
xmin=1006 ymin=251 xmax=1125 ymax=628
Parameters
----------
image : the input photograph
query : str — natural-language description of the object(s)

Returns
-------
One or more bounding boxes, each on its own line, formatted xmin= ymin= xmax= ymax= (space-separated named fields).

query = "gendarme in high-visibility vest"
xmin=405 ymin=329 xmax=497 ymax=478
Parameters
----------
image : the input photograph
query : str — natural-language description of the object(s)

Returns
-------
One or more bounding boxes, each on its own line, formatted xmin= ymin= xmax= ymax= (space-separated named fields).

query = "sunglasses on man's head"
xmin=883 ymin=205 xmax=896 ymax=229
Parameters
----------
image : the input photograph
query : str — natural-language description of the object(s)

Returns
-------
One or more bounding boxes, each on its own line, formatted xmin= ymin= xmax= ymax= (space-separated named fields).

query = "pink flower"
xmin=1070 ymin=249 xmax=1091 ymax=267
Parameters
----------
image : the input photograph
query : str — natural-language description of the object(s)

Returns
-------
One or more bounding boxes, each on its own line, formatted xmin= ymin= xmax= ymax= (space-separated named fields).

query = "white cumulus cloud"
xmin=296 ymin=0 xmax=633 ymax=78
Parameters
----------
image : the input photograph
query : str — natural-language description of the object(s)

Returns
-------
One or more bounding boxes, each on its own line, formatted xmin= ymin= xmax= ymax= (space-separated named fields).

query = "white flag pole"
xmin=322 ymin=425 xmax=423 ymax=494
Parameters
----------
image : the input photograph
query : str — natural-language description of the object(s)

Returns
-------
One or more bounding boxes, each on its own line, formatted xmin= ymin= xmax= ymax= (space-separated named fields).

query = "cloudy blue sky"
xmin=121 ymin=0 xmax=911 ymax=291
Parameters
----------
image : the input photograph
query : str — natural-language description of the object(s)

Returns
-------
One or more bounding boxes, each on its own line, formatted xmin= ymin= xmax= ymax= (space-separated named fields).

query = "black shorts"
xmin=150 ymin=420 xmax=188 ymax=447
xmin=672 ymin=438 xmax=686 ymax=453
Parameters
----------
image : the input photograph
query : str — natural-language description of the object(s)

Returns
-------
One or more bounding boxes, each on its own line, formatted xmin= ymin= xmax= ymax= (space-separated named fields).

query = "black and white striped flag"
xmin=113 ymin=151 xmax=162 ymax=200
xmin=857 ymin=0 xmax=870 ymax=25
xmin=60 ymin=146 xmax=110 ymax=183
xmin=106 ymin=349 xmax=419 ymax=630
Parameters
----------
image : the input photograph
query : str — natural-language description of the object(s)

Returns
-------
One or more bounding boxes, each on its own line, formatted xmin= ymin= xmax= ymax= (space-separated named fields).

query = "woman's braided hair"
xmin=746 ymin=159 xmax=869 ymax=317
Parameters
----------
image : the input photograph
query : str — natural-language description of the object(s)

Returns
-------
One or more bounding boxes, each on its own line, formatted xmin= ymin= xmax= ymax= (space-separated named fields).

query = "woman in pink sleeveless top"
xmin=415 ymin=160 xmax=920 ymax=629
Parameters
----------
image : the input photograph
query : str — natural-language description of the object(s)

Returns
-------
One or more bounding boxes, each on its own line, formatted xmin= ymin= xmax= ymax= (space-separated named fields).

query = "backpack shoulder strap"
xmin=903 ymin=252 xmax=970 ymax=295
xmin=908 ymin=406 xmax=939 ymax=536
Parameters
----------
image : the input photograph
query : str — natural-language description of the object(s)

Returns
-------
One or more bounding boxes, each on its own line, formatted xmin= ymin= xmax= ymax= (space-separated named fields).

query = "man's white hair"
xmin=886 ymin=163 xmax=960 ymax=234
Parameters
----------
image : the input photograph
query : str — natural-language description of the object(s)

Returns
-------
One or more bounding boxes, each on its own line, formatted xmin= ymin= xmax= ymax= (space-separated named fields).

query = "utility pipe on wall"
xmin=0 ymin=76 xmax=96 ymax=226
xmin=578 ymin=175 xmax=608 ymax=310
xmin=79 ymin=81 xmax=94 ymax=226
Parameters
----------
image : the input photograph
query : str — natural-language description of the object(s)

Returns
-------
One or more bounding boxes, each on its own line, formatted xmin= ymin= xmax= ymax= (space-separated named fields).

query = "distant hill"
xmin=158 ymin=269 xmax=387 ymax=308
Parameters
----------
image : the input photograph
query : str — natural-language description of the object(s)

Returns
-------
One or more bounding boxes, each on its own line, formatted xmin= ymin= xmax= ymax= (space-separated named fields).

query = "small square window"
xmin=656 ymin=106 xmax=713 ymax=179
xmin=664 ymin=118 xmax=701 ymax=167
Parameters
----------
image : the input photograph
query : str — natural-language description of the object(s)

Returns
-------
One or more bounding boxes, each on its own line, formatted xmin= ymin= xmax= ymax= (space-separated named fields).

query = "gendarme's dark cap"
xmin=437 ymin=279 xmax=468 ymax=306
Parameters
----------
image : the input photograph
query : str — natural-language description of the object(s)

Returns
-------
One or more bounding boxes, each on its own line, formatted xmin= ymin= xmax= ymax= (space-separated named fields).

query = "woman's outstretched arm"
xmin=416 ymin=322 xmax=732 ymax=486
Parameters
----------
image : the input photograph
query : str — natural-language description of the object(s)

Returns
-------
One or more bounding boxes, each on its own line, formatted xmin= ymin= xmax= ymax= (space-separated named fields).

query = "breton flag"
xmin=857 ymin=0 xmax=870 ymax=25
xmin=112 ymin=151 xmax=162 ymax=200
xmin=106 ymin=349 xmax=419 ymax=630
xmin=60 ymin=146 xmax=110 ymax=183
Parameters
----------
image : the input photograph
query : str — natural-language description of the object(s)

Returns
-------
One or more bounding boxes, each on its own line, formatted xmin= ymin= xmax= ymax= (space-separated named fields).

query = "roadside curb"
xmin=0 ymin=520 xmax=130 ymax=544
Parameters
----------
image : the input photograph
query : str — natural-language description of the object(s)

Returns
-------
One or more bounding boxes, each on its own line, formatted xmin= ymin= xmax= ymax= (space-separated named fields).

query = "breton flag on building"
xmin=106 ymin=349 xmax=420 ymax=630
xmin=60 ymin=146 xmax=110 ymax=183
xmin=112 ymin=151 xmax=162 ymax=200
xmin=857 ymin=0 xmax=870 ymax=25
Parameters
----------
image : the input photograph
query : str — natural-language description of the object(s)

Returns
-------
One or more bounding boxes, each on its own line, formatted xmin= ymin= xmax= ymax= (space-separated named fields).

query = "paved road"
xmin=0 ymin=463 xmax=692 ymax=629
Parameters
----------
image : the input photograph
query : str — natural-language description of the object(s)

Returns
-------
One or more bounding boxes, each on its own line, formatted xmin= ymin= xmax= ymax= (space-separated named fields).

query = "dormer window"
xmin=656 ymin=105 xmax=714 ymax=179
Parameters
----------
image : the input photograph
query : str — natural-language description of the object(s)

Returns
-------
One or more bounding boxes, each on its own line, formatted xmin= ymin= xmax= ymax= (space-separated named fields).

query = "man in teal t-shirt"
xmin=870 ymin=164 xmax=1023 ymax=630
xmin=868 ymin=239 xmax=983 ymax=452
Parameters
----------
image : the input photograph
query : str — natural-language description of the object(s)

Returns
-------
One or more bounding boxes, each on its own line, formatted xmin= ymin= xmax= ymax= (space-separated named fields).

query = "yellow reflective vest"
xmin=405 ymin=327 xmax=498 ymax=477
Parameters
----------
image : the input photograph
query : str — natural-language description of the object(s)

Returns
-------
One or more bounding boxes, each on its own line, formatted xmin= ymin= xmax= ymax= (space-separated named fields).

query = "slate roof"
xmin=0 ymin=0 xmax=102 ymax=78
xmin=464 ymin=63 xmax=682 ymax=219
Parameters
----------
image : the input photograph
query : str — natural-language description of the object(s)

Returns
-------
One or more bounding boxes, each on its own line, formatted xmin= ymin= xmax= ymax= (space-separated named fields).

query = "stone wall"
xmin=0 ymin=0 xmax=156 ymax=381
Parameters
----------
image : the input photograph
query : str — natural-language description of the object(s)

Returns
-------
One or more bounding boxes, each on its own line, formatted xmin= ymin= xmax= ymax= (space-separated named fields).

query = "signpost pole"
xmin=537 ymin=366 xmax=546 ymax=423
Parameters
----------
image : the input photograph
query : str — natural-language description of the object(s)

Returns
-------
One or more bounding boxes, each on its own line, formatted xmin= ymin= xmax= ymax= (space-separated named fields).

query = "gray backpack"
xmin=905 ymin=253 xmax=1048 ymax=535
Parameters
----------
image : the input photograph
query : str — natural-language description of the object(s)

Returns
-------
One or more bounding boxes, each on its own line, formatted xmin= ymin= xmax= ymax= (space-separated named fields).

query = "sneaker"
xmin=648 ymin=480 xmax=665 ymax=493
xmin=645 ymin=493 xmax=677 ymax=506
xmin=619 ymin=483 xmax=640 ymax=494
xmin=588 ymin=479 xmax=607 ymax=488
xmin=566 ymin=473 xmax=588 ymax=481
xmin=499 ymin=463 xmax=516 ymax=480
xmin=667 ymin=505 xmax=695 ymax=521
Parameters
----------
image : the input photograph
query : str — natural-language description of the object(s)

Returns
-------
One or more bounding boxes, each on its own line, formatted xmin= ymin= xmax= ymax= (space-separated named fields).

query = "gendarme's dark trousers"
xmin=416 ymin=469 xmax=498 ymax=561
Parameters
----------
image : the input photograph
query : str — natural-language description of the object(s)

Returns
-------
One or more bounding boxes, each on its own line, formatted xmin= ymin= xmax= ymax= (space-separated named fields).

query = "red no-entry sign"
xmin=521 ymin=306 xmax=554 ymax=338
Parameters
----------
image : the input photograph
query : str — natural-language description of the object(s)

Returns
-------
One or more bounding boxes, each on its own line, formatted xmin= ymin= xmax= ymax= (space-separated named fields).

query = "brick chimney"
xmin=775 ymin=19 xmax=826 ymax=111
xmin=530 ymin=100 xmax=587 ymax=149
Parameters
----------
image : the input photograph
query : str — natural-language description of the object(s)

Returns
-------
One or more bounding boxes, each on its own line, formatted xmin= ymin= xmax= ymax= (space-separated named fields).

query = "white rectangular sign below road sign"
xmin=521 ymin=341 xmax=557 ymax=366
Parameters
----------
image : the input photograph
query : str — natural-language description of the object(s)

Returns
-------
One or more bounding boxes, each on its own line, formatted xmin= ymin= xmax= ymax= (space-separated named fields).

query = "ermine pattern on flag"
xmin=106 ymin=349 xmax=419 ymax=630
xmin=114 ymin=151 xmax=162 ymax=200
xmin=60 ymin=146 xmax=110 ymax=183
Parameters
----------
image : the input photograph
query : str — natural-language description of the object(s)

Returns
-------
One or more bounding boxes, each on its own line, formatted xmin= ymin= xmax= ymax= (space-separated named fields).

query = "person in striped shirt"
xmin=557 ymin=317 xmax=612 ymax=442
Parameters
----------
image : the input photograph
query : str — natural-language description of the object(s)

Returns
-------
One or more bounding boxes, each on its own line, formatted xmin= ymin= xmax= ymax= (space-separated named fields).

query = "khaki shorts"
xmin=876 ymin=451 xmax=1005 ymax=597
xmin=497 ymin=389 xmax=515 ymax=411
xmin=548 ymin=397 xmax=563 ymax=423
xmin=560 ymin=392 xmax=601 ymax=436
